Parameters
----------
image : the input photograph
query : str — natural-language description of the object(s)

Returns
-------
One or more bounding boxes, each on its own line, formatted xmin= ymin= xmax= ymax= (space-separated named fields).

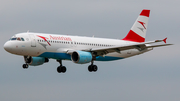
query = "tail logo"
xmin=138 ymin=21 xmax=146 ymax=32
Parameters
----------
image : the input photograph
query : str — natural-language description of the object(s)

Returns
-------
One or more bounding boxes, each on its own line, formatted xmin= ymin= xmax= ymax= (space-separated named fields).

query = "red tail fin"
xmin=122 ymin=9 xmax=150 ymax=42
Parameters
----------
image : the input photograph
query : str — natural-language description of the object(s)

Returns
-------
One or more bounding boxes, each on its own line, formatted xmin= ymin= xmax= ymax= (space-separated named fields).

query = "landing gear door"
xmin=29 ymin=34 xmax=36 ymax=47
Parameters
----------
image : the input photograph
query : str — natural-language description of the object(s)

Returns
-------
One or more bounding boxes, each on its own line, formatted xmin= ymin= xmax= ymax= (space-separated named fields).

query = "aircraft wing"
xmin=83 ymin=38 xmax=173 ymax=55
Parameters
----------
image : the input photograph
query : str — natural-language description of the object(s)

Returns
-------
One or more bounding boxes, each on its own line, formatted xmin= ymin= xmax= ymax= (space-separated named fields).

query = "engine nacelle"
xmin=25 ymin=57 xmax=49 ymax=66
xmin=71 ymin=51 xmax=92 ymax=64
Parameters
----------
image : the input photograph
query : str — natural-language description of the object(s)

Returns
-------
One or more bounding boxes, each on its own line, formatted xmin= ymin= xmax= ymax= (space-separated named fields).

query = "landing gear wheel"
xmin=61 ymin=66 xmax=67 ymax=73
xmin=88 ymin=65 xmax=98 ymax=72
xmin=57 ymin=66 xmax=61 ymax=73
xmin=57 ymin=66 xmax=67 ymax=73
xmin=22 ymin=64 xmax=28 ymax=69
xmin=88 ymin=65 xmax=93 ymax=72
xmin=92 ymin=65 xmax=98 ymax=72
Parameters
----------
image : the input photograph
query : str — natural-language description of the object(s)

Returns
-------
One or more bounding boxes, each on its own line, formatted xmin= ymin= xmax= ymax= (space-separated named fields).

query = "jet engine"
xmin=71 ymin=51 xmax=92 ymax=64
xmin=25 ymin=56 xmax=49 ymax=66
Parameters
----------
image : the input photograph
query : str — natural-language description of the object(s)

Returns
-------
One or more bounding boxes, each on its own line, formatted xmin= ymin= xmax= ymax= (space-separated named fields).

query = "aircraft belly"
xmin=38 ymin=52 xmax=71 ymax=60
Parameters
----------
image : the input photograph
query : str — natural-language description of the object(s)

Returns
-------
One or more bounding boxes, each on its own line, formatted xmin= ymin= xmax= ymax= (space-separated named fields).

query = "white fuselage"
xmin=4 ymin=32 xmax=152 ymax=61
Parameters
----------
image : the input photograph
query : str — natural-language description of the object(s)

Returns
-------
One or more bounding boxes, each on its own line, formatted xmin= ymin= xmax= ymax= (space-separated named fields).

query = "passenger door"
xmin=29 ymin=34 xmax=36 ymax=47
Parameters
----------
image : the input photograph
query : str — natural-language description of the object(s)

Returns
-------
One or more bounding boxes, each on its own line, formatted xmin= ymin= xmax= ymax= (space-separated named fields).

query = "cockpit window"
xmin=10 ymin=37 xmax=25 ymax=41
xmin=21 ymin=38 xmax=25 ymax=41
xmin=17 ymin=37 xmax=21 ymax=41
xmin=11 ymin=38 xmax=17 ymax=40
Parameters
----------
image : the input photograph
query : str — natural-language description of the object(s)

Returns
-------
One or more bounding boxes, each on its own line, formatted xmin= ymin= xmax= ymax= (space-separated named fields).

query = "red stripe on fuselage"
xmin=122 ymin=30 xmax=145 ymax=42
xmin=37 ymin=35 xmax=51 ymax=46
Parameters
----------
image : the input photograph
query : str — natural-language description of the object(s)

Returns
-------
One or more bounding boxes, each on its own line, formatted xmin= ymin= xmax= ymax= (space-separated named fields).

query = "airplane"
xmin=4 ymin=9 xmax=172 ymax=73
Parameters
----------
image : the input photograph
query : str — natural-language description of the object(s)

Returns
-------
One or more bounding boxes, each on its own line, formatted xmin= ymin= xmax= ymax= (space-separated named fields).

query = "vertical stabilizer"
xmin=122 ymin=9 xmax=150 ymax=42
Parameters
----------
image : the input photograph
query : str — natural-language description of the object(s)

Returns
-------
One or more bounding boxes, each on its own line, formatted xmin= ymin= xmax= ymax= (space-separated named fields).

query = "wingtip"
xmin=163 ymin=37 xmax=167 ymax=43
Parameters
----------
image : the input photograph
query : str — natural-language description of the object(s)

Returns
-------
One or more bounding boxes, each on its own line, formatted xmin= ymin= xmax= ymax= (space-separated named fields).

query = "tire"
xmin=57 ymin=66 xmax=66 ymax=73
xmin=22 ymin=64 xmax=28 ymax=69
xmin=92 ymin=65 xmax=98 ymax=72
xmin=61 ymin=66 xmax=67 ymax=73
xmin=88 ymin=65 xmax=93 ymax=72
xmin=57 ymin=66 xmax=62 ymax=73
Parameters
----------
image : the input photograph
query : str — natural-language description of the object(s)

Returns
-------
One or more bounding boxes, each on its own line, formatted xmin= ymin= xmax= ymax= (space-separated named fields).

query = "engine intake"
xmin=71 ymin=51 xmax=92 ymax=64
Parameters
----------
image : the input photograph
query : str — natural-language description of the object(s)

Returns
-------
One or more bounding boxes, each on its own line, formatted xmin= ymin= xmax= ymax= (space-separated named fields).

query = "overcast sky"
xmin=0 ymin=0 xmax=179 ymax=101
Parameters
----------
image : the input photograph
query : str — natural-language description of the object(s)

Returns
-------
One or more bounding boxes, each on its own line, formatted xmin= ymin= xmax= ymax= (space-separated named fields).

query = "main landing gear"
xmin=57 ymin=60 xmax=67 ymax=73
xmin=56 ymin=60 xmax=98 ymax=73
xmin=88 ymin=61 xmax=98 ymax=72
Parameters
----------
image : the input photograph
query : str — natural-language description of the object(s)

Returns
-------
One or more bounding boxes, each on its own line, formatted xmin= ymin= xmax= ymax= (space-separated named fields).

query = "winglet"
xmin=163 ymin=37 xmax=167 ymax=43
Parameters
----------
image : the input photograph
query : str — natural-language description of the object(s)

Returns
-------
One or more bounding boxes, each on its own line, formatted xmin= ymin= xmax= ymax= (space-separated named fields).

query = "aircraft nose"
xmin=4 ymin=41 xmax=12 ymax=52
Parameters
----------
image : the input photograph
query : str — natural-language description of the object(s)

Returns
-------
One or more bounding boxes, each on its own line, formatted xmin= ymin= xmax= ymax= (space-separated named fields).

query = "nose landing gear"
xmin=22 ymin=56 xmax=30 ymax=69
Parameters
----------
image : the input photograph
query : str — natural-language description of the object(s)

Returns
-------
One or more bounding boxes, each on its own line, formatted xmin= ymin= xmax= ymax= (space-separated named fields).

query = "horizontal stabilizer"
xmin=146 ymin=44 xmax=173 ymax=48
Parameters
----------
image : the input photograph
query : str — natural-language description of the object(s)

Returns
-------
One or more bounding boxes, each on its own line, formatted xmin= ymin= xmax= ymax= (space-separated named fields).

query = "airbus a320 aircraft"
xmin=4 ymin=9 xmax=172 ymax=73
